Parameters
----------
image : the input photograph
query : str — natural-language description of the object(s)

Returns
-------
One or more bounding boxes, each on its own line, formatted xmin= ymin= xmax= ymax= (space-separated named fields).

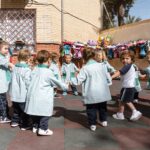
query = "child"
xmin=61 ymin=54 xmax=79 ymax=96
xmin=143 ymin=51 xmax=150 ymax=89
xmin=94 ymin=50 xmax=116 ymax=85
xmin=72 ymin=48 xmax=111 ymax=131
xmin=9 ymin=49 xmax=31 ymax=130
xmin=133 ymin=64 xmax=146 ymax=103
xmin=49 ymin=52 xmax=61 ymax=97
xmin=0 ymin=41 xmax=14 ymax=123
xmin=111 ymin=51 xmax=142 ymax=121
xmin=25 ymin=50 xmax=68 ymax=136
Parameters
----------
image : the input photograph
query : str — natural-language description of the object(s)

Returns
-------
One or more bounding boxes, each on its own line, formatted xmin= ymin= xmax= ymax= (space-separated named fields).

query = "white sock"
xmin=132 ymin=109 xmax=137 ymax=113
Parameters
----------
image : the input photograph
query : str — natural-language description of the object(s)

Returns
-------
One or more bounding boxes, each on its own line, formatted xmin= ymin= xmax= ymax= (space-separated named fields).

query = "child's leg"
xmin=0 ymin=93 xmax=10 ymax=123
xmin=98 ymin=102 xmax=107 ymax=122
xmin=38 ymin=116 xmax=53 ymax=136
xmin=71 ymin=85 xmax=78 ymax=95
xmin=113 ymin=101 xmax=125 ymax=120
xmin=126 ymin=102 xmax=142 ymax=121
xmin=86 ymin=104 xmax=97 ymax=126
xmin=11 ymin=102 xmax=20 ymax=126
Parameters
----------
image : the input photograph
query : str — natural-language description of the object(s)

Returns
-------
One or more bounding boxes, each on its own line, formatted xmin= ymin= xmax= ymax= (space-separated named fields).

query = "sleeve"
xmin=48 ymin=71 xmax=68 ymax=91
xmin=73 ymin=63 xmax=79 ymax=72
xmin=106 ymin=61 xmax=116 ymax=73
xmin=24 ymin=68 xmax=32 ymax=89
xmin=119 ymin=64 xmax=132 ymax=75
xmin=0 ymin=57 xmax=9 ymax=68
xmin=72 ymin=67 xmax=87 ymax=85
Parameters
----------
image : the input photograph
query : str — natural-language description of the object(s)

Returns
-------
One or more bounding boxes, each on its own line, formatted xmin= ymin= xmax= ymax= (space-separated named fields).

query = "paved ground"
xmin=0 ymin=80 xmax=149 ymax=150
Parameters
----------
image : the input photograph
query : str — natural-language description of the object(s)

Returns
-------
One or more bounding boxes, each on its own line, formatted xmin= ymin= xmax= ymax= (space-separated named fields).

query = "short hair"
xmin=51 ymin=52 xmax=59 ymax=60
xmin=0 ymin=40 xmax=9 ymax=49
xmin=36 ymin=50 xmax=51 ymax=64
xmin=120 ymin=50 xmax=135 ymax=62
xmin=82 ymin=47 xmax=95 ymax=63
xmin=18 ymin=49 xmax=31 ymax=62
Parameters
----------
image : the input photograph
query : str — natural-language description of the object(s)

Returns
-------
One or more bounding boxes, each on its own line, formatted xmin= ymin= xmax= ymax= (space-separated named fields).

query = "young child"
xmin=0 ymin=41 xmax=14 ymax=123
xmin=49 ymin=52 xmax=61 ymax=97
xmin=72 ymin=48 xmax=111 ymax=131
xmin=9 ymin=49 xmax=31 ymax=130
xmin=143 ymin=51 xmax=150 ymax=89
xmin=94 ymin=50 xmax=116 ymax=85
xmin=25 ymin=50 xmax=68 ymax=136
xmin=133 ymin=64 xmax=146 ymax=103
xmin=111 ymin=51 xmax=142 ymax=121
xmin=61 ymin=54 xmax=79 ymax=96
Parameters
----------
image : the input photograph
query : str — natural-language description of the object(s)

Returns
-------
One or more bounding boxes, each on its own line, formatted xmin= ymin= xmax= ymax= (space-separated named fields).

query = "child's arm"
xmin=0 ymin=57 xmax=14 ymax=70
xmin=111 ymin=71 xmax=121 ymax=79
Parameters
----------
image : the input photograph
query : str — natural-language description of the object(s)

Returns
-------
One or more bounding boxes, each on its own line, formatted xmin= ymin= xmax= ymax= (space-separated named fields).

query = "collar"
xmin=37 ymin=64 xmax=49 ymax=68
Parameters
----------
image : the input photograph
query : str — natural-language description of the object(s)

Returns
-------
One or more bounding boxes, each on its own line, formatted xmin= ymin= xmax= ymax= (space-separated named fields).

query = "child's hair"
xmin=94 ymin=50 xmax=107 ymax=61
xmin=36 ymin=50 xmax=51 ymax=64
xmin=18 ymin=49 xmax=31 ymax=62
xmin=51 ymin=52 xmax=59 ymax=61
xmin=147 ymin=51 xmax=150 ymax=57
xmin=82 ymin=47 xmax=95 ymax=63
xmin=0 ymin=40 xmax=9 ymax=50
xmin=120 ymin=50 xmax=135 ymax=62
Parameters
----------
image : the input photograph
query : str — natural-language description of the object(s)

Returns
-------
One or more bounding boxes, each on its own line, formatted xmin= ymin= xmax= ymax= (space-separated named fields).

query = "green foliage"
xmin=103 ymin=0 xmax=136 ymax=29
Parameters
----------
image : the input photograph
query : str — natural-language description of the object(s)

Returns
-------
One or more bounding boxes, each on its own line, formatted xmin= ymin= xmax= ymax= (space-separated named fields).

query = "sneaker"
xmin=73 ymin=91 xmax=78 ymax=96
xmin=32 ymin=127 xmax=38 ymax=133
xmin=38 ymin=128 xmax=53 ymax=136
xmin=100 ymin=121 xmax=108 ymax=127
xmin=0 ymin=117 xmax=11 ymax=123
xmin=90 ymin=125 xmax=96 ymax=131
xmin=113 ymin=113 xmax=125 ymax=120
xmin=62 ymin=91 xmax=67 ymax=96
xmin=130 ymin=111 xmax=142 ymax=121
xmin=11 ymin=122 xmax=19 ymax=127
xmin=133 ymin=99 xmax=139 ymax=103
xmin=54 ymin=93 xmax=61 ymax=98
xmin=20 ymin=126 xmax=31 ymax=131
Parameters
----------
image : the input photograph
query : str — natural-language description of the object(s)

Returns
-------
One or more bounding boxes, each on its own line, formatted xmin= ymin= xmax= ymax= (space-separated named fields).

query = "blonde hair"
xmin=18 ymin=49 xmax=31 ymax=62
xmin=0 ymin=41 xmax=9 ymax=50
xmin=94 ymin=50 xmax=107 ymax=61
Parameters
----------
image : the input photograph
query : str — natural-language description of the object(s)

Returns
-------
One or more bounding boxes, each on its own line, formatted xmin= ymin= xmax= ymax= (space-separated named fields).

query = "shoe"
xmin=32 ymin=127 xmax=38 ymax=133
xmin=20 ymin=126 xmax=31 ymax=131
xmin=90 ymin=125 xmax=96 ymax=131
xmin=11 ymin=122 xmax=19 ymax=127
xmin=62 ymin=91 xmax=67 ymax=96
xmin=54 ymin=94 xmax=61 ymax=98
xmin=100 ymin=121 xmax=108 ymax=127
xmin=130 ymin=111 xmax=142 ymax=121
xmin=0 ymin=117 xmax=11 ymax=123
xmin=133 ymin=99 xmax=139 ymax=103
xmin=38 ymin=128 xmax=53 ymax=136
xmin=113 ymin=113 xmax=125 ymax=120
xmin=73 ymin=91 xmax=78 ymax=96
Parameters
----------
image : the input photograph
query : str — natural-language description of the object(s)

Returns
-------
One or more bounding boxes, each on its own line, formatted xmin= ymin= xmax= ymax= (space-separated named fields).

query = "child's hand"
xmin=9 ymin=63 xmax=14 ymax=70
xmin=140 ymin=74 xmax=146 ymax=79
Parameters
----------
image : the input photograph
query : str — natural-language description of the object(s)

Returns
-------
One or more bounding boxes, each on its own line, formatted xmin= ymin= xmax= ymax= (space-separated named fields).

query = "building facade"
xmin=0 ymin=0 xmax=102 ymax=52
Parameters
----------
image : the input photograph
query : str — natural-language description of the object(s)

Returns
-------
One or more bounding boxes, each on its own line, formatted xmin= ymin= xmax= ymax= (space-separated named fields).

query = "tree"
xmin=125 ymin=15 xmax=141 ymax=24
xmin=103 ymin=0 xmax=135 ymax=29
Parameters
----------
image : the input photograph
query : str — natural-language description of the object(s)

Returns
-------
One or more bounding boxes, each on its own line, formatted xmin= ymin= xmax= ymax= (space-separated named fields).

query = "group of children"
xmin=0 ymin=40 xmax=150 ymax=135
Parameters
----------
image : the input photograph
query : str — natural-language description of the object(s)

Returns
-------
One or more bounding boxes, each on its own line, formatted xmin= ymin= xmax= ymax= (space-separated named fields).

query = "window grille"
xmin=0 ymin=9 xmax=36 ymax=52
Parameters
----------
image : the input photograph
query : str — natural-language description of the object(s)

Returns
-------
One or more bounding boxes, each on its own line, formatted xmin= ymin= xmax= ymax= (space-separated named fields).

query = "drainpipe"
xmin=61 ymin=0 xmax=64 ymax=43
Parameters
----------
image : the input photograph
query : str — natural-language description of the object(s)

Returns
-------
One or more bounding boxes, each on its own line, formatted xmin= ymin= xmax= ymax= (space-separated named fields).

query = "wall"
xmin=100 ymin=19 xmax=150 ymax=44
xmin=0 ymin=0 xmax=102 ymax=44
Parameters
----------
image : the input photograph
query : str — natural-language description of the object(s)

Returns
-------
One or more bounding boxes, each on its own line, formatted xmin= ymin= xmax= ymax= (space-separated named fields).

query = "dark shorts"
xmin=120 ymin=88 xmax=136 ymax=103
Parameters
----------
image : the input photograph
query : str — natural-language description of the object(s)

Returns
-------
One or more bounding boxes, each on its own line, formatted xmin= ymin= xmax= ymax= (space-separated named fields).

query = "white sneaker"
xmin=130 ymin=111 xmax=142 ymax=121
xmin=38 ymin=128 xmax=53 ymax=136
xmin=90 ymin=125 xmax=96 ymax=131
xmin=113 ymin=113 xmax=125 ymax=120
xmin=32 ymin=127 xmax=38 ymax=133
xmin=133 ymin=99 xmax=139 ymax=103
xmin=100 ymin=121 xmax=108 ymax=127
